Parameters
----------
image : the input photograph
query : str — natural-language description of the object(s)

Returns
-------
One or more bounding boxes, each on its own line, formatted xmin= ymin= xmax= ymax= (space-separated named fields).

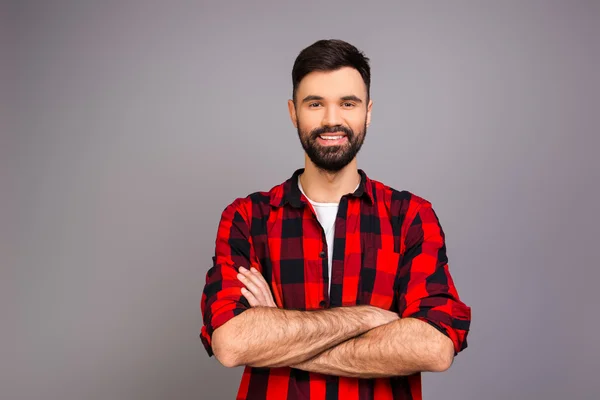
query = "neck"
xmin=299 ymin=156 xmax=361 ymax=203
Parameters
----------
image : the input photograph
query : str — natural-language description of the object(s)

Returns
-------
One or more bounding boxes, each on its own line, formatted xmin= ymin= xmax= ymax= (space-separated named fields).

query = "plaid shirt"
xmin=200 ymin=168 xmax=471 ymax=400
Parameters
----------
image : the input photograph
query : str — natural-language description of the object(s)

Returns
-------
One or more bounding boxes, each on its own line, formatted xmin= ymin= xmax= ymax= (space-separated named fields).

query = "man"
xmin=200 ymin=39 xmax=471 ymax=400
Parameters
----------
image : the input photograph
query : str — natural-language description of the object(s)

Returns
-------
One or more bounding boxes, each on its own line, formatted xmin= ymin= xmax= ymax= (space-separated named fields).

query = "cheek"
xmin=340 ymin=108 xmax=366 ymax=123
xmin=347 ymin=116 xmax=367 ymax=133
xmin=296 ymin=112 xmax=321 ymax=131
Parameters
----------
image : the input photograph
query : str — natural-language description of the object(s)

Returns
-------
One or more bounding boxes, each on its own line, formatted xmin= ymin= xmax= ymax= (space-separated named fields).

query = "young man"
xmin=200 ymin=39 xmax=471 ymax=400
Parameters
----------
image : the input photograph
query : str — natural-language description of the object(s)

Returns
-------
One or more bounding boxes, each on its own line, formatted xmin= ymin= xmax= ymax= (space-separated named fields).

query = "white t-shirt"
xmin=298 ymin=178 xmax=360 ymax=293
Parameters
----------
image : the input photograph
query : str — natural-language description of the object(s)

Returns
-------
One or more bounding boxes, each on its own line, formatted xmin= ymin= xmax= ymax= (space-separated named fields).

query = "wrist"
xmin=354 ymin=305 xmax=385 ymax=330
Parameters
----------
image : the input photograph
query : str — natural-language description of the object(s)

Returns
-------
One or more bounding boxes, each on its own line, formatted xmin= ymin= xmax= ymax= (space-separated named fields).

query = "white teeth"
xmin=320 ymin=135 xmax=343 ymax=140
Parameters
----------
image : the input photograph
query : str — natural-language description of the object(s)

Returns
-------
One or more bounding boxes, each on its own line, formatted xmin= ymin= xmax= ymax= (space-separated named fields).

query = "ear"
xmin=366 ymin=98 xmax=373 ymax=127
xmin=287 ymin=99 xmax=298 ymax=128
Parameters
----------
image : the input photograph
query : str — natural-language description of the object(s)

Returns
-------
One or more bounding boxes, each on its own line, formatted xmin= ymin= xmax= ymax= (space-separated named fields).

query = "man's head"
xmin=288 ymin=39 xmax=373 ymax=173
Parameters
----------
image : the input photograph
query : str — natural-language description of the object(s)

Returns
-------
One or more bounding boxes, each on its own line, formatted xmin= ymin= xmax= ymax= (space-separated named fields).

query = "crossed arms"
xmin=200 ymin=199 xmax=471 ymax=379
xmin=212 ymin=300 xmax=454 ymax=378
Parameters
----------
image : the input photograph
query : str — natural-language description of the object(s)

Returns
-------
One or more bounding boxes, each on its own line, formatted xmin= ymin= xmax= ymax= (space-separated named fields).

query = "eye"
xmin=308 ymin=102 xmax=322 ymax=108
xmin=342 ymin=102 xmax=355 ymax=108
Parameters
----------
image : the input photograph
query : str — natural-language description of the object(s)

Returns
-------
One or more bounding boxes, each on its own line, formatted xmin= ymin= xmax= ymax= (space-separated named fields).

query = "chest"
xmin=251 ymin=200 xmax=405 ymax=311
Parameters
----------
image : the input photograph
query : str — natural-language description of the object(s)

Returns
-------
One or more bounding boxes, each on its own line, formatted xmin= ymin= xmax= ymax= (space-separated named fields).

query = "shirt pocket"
xmin=358 ymin=247 xmax=401 ymax=311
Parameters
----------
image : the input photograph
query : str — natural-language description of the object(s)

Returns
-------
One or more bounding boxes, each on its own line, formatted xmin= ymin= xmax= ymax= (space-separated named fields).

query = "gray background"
xmin=2 ymin=0 xmax=599 ymax=399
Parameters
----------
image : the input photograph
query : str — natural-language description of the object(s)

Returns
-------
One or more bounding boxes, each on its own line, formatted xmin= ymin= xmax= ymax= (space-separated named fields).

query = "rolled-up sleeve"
xmin=396 ymin=201 xmax=471 ymax=355
xmin=200 ymin=199 xmax=253 ymax=357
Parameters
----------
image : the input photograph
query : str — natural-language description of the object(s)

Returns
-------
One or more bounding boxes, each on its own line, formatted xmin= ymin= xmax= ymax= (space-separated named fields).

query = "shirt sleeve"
xmin=200 ymin=199 xmax=254 ymax=357
xmin=396 ymin=201 xmax=471 ymax=355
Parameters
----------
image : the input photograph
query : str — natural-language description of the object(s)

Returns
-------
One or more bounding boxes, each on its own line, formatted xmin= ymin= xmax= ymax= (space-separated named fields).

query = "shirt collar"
xmin=270 ymin=168 xmax=375 ymax=208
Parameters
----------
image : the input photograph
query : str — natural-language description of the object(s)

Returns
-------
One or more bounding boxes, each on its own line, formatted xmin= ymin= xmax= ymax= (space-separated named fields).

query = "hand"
xmin=237 ymin=266 xmax=277 ymax=308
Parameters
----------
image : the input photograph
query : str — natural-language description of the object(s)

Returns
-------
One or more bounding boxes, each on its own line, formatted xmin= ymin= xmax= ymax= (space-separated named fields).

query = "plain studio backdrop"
xmin=2 ymin=1 xmax=599 ymax=399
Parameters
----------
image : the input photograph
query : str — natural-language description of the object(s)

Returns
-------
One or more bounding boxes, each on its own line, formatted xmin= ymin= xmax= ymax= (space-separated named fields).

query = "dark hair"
xmin=291 ymin=39 xmax=371 ymax=102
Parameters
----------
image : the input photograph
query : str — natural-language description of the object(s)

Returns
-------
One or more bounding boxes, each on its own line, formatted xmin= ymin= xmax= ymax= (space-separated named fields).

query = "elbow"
xmin=430 ymin=354 xmax=453 ymax=372
xmin=429 ymin=339 xmax=455 ymax=372
xmin=215 ymin=350 xmax=240 ymax=369
xmin=219 ymin=356 xmax=241 ymax=369
xmin=212 ymin=325 xmax=243 ymax=368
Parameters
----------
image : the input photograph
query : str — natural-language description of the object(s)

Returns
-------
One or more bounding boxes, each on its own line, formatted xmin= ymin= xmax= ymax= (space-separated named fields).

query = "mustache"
xmin=310 ymin=125 xmax=354 ymax=140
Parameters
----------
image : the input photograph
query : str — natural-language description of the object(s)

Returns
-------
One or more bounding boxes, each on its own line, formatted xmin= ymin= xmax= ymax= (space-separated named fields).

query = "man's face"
xmin=288 ymin=67 xmax=372 ymax=173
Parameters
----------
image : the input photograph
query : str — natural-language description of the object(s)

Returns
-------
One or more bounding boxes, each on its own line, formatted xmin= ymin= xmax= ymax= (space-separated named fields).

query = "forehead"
xmin=296 ymin=67 xmax=367 ymax=99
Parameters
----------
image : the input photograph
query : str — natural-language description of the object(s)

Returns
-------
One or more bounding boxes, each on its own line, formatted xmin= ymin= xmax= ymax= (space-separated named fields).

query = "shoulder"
xmin=369 ymin=177 xmax=446 ymax=248
xmin=219 ymin=181 xmax=282 ymax=223
xmin=368 ymin=176 xmax=433 ymax=217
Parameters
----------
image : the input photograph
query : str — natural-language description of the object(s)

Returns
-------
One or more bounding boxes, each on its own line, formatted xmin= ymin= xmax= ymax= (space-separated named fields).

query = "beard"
xmin=296 ymin=120 xmax=367 ymax=173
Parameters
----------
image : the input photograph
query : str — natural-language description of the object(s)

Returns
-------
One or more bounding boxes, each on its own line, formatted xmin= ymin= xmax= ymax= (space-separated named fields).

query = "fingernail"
xmin=239 ymin=267 xmax=247 ymax=272
xmin=250 ymin=267 xmax=257 ymax=272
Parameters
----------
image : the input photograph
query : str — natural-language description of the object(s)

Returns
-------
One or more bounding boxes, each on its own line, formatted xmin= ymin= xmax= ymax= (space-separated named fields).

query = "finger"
xmin=241 ymin=267 xmax=274 ymax=307
xmin=239 ymin=266 xmax=263 ymax=286
xmin=249 ymin=268 xmax=277 ymax=307
xmin=250 ymin=267 xmax=268 ymax=287
xmin=240 ymin=269 xmax=268 ymax=294
xmin=240 ymin=287 xmax=259 ymax=307
xmin=245 ymin=268 xmax=273 ymax=306
xmin=248 ymin=268 xmax=272 ymax=297
xmin=237 ymin=273 xmax=265 ymax=303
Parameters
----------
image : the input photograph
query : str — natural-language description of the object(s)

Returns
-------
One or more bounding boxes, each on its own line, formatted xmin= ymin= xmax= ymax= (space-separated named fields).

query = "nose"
xmin=322 ymin=105 xmax=343 ymax=127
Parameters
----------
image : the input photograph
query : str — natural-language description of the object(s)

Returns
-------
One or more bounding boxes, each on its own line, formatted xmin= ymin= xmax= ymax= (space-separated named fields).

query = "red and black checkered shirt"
xmin=200 ymin=168 xmax=471 ymax=400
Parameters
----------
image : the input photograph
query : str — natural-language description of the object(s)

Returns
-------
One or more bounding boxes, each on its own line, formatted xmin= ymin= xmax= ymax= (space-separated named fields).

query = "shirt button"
xmin=319 ymin=300 xmax=327 ymax=307
xmin=319 ymin=251 xmax=326 ymax=258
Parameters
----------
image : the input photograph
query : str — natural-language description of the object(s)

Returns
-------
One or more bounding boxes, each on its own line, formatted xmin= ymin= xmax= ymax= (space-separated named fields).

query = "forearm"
xmin=213 ymin=305 xmax=384 ymax=368
xmin=291 ymin=317 xmax=455 ymax=378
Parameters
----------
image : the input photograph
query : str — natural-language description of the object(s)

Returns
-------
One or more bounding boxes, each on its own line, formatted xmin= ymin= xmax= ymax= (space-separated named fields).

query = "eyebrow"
xmin=301 ymin=95 xmax=363 ymax=104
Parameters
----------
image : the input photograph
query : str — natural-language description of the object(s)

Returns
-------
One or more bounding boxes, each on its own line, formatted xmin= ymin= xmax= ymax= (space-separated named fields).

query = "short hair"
xmin=291 ymin=39 xmax=371 ymax=102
